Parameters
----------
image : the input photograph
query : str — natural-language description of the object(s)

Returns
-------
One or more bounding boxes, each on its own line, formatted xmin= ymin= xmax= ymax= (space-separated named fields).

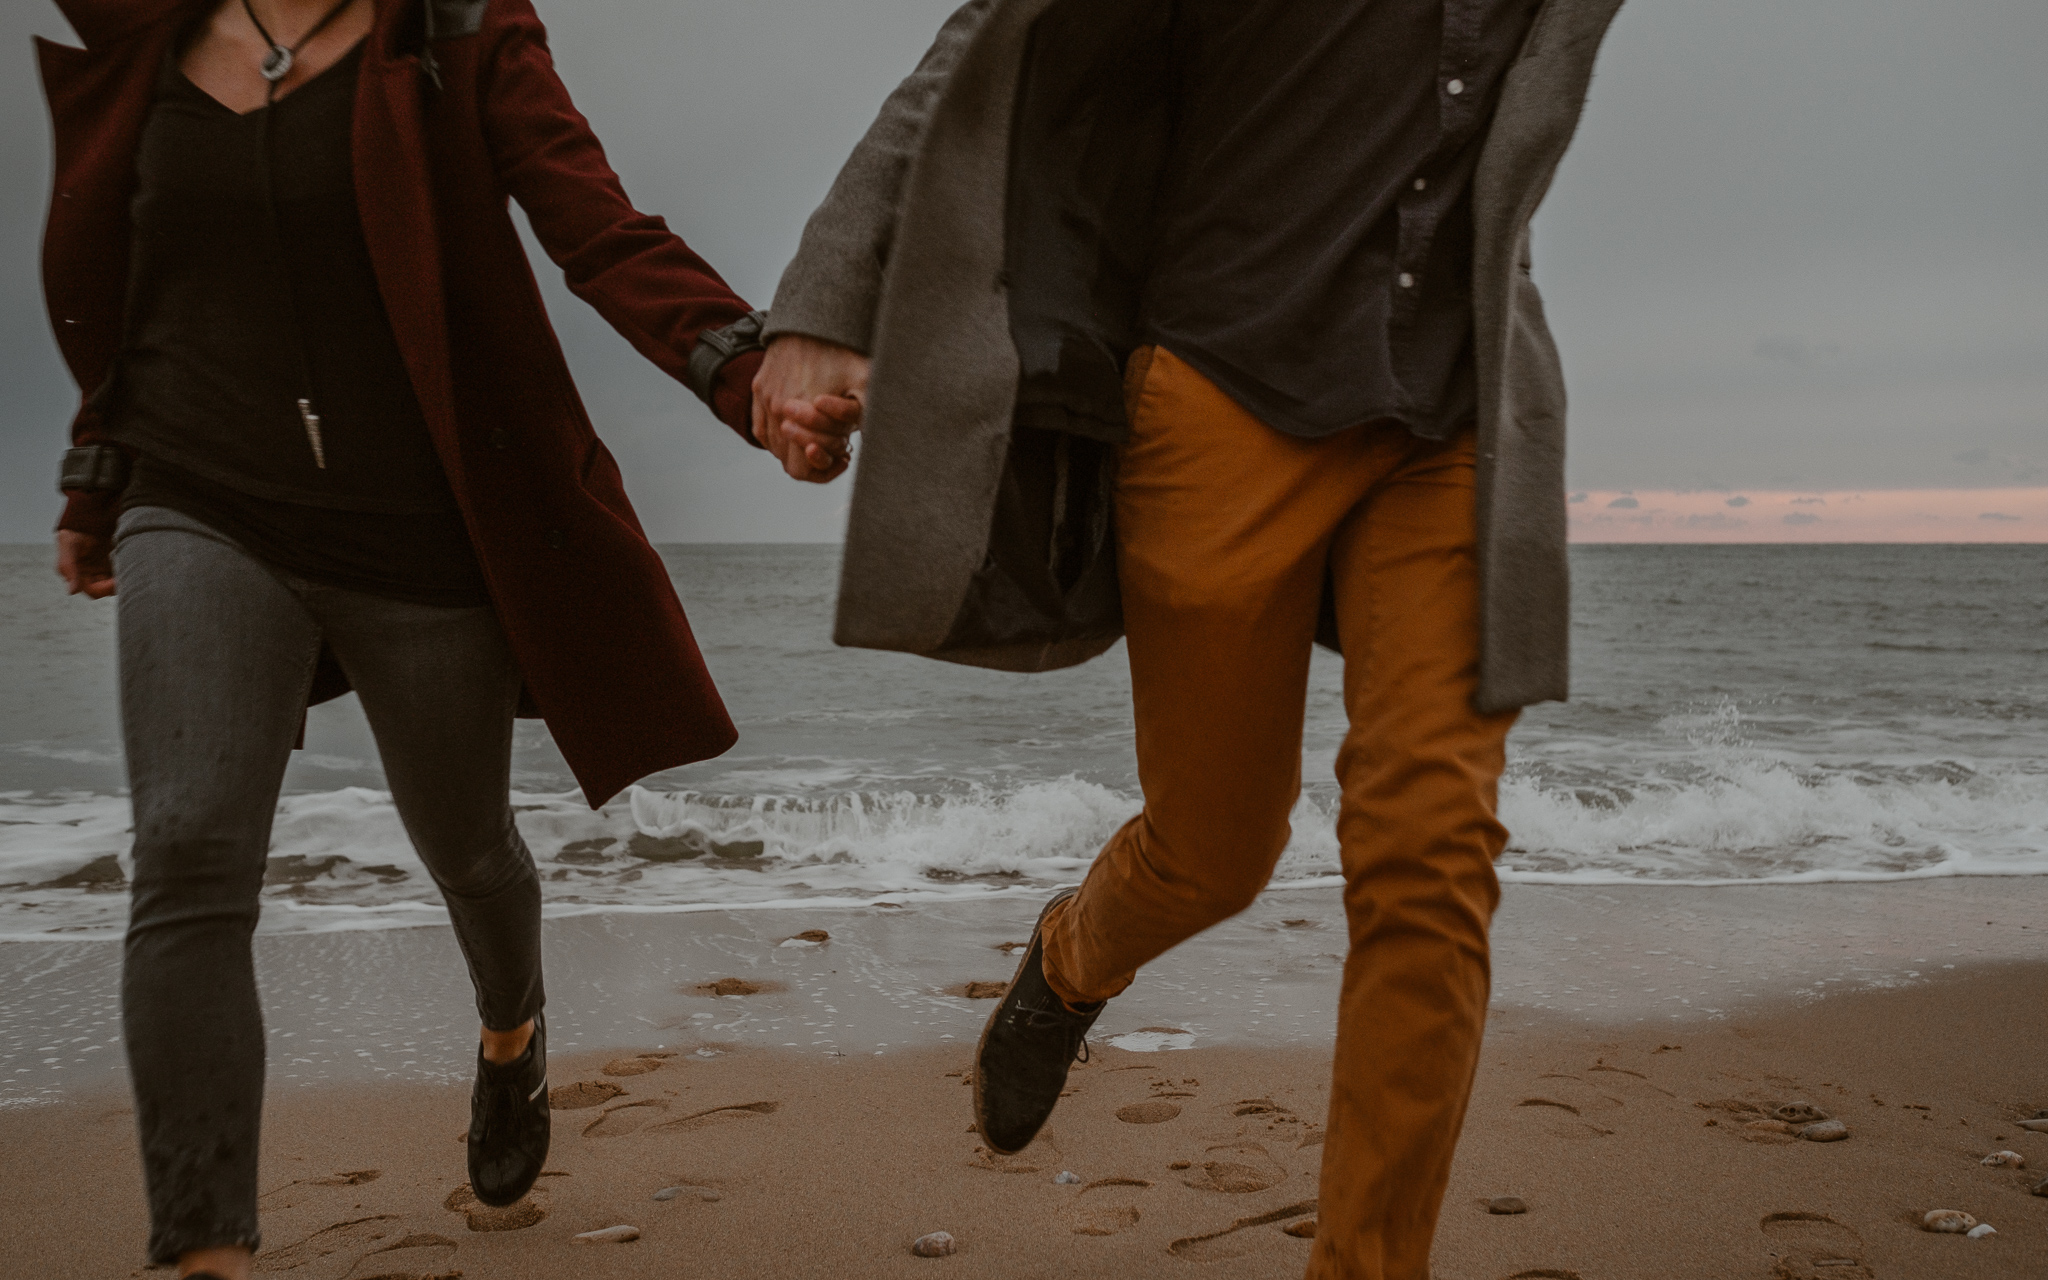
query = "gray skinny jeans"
xmin=112 ymin=507 xmax=543 ymax=1265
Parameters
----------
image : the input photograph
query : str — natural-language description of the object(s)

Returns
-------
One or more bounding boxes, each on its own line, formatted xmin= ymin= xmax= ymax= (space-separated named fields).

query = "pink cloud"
xmin=1567 ymin=489 xmax=2048 ymax=543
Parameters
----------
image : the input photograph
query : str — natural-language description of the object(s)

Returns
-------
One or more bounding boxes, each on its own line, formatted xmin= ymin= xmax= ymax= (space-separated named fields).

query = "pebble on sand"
xmin=1922 ymin=1210 xmax=1978 ymax=1234
xmin=1966 ymin=1223 xmax=1997 ymax=1239
xmin=1054 ymin=1171 xmax=1082 ymax=1185
xmin=2034 ymin=1178 xmax=2048 ymax=1198
xmin=1799 ymin=1120 xmax=1851 ymax=1142
xmin=1486 ymin=1197 xmax=1529 ymax=1215
xmin=653 ymin=1187 xmax=681 ymax=1201
xmin=1775 ymin=1102 xmax=1830 ymax=1124
xmin=2017 ymin=1118 xmax=2048 ymax=1133
xmin=1283 ymin=1218 xmax=1317 ymax=1238
xmin=1981 ymin=1150 xmax=2025 ymax=1168
xmin=911 ymin=1231 xmax=958 ymax=1258
xmin=573 ymin=1225 xmax=641 ymax=1244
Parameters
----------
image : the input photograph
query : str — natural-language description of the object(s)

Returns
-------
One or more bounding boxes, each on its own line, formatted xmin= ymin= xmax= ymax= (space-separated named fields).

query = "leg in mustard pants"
xmin=1038 ymin=346 xmax=1517 ymax=1280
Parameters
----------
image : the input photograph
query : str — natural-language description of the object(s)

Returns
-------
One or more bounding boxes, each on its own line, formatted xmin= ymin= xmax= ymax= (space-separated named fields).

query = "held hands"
xmin=752 ymin=334 xmax=870 ymax=483
xmin=57 ymin=530 xmax=117 ymax=599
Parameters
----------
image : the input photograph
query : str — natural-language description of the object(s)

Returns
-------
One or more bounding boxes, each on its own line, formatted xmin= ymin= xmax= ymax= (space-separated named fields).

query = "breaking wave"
xmin=2 ymin=751 xmax=2044 ymax=940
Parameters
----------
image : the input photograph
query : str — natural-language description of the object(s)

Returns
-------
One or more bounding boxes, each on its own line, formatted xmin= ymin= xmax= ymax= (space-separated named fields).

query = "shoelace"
xmin=475 ymin=1064 xmax=539 ymax=1143
xmin=1015 ymin=1002 xmax=1094 ymax=1063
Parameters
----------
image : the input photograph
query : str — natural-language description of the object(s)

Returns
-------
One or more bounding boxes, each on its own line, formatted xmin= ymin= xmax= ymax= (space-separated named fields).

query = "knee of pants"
xmin=1126 ymin=809 xmax=1290 ymax=927
xmin=126 ymin=850 xmax=267 ymax=941
xmin=421 ymin=826 xmax=538 ymax=902
xmin=1338 ymin=838 xmax=1502 ymax=949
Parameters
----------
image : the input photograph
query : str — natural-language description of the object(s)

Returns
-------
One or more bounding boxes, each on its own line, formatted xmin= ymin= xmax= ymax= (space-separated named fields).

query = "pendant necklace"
xmin=240 ymin=0 xmax=358 ymax=469
xmin=241 ymin=0 xmax=359 ymax=91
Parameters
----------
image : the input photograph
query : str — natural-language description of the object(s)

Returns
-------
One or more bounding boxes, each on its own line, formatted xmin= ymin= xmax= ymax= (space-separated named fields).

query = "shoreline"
xmin=5 ymin=877 xmax=2045 ymax=1106
xmin=5 ymin=960 xmax=2044 ymax=1278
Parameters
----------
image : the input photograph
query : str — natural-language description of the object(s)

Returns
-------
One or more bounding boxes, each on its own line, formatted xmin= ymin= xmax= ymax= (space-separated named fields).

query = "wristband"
xmin=686 ymin=310 xmax=768 ymax=405
xmin=59 ymin=446 xmax=130 ymax=493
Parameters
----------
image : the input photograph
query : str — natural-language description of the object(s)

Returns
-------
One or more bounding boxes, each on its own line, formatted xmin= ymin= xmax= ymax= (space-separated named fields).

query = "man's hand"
xmin=752 ymin=334 xmax=870 ymax=483
xmin=57 ymin=530 xmax=116 ymax=599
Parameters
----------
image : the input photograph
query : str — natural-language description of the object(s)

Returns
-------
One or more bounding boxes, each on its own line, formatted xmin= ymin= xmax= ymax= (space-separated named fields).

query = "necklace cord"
xmin=240 ymin=0 xmax=360 ymax=87
xmin=238 ymin=0 xmax=360 ymax=468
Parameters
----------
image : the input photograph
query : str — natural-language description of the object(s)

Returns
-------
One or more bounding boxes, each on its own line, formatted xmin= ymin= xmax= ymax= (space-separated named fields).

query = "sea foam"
xmin=1 ymin=754 xmax=2044 ymax=940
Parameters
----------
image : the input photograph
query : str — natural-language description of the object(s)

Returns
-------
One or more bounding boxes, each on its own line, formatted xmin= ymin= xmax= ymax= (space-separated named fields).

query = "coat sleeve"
xmin=764 ymin=0 xmax=997 ymax=354
xmin=476 ymin=0 xmax=762 ymax=441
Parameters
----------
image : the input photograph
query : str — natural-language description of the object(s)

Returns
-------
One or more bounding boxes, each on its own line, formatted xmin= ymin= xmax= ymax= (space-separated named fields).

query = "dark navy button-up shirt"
xmin=1140 ymin=0 xmax=1543 ymax=440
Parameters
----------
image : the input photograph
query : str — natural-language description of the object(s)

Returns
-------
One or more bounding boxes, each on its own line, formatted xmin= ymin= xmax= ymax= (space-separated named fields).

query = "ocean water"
xmin=1 ymin=543 xmax=2043 ymax=940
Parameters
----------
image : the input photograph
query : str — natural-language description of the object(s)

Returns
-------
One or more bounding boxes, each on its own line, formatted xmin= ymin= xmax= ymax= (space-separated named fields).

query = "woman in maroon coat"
xmin=38 ymin=0 xmax=853 ymax=1273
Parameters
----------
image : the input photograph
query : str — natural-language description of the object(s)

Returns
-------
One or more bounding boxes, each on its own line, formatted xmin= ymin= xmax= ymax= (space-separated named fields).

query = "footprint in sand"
xmin=970 ymin=1130 xmax=1060 ymax=1175
xmin=443 ymin=1183 xmax=548 ymax=1232
xmin=1761 ymin=1211 xmax=1874 ymax=1280
xmin=550 ymin=1080 xmax=625 ymax=1110
xmin=1231 ymin=1096 xmax=1311 ymax=1139
xmin=255 ymin=1215 xmax=402 ymax=1269
xmin=583 ymin=1099 xmax=670 ymax=1138
xmin=1167 ymin=1198 xmax=1319 ymax=1260
xmin=1510 ymin=1075 xmax=1623 ymax=1139
xmin=1584 ymin=1063 xmax=1676 ymax=1100
xmin=603 ymin=1052 xmax=676 ymax=1077
xmin=653 ymin=1177 xmax=725 ymax=1203
xmin=1699 ymin=1098 xmax=1812 ymax=1145
xmin=647 ymin=1100 xmax=781 ymax=1135
xmin=259 ymin=1170 xmax=384 ymax=1212
xmin=1117 ymin=1101 xmax=1182 ymax=1125
xmin=343 ymin=1231 xmax=460 ymax=1280
xmin=1181 ymin=1143 xmax=1287 ymax=1194
xmin=1068 ymin=1178 xmax=1153 ymax=1236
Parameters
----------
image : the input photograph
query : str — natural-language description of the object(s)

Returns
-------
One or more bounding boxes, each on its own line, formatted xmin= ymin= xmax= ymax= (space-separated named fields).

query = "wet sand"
xmin=4 ymin=880 xmax=2047 ymax=1277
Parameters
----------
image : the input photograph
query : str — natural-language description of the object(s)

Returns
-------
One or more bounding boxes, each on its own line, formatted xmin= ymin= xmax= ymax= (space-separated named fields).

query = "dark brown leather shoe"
xmin=973 ymin=889 xmax=1104 ymax=1155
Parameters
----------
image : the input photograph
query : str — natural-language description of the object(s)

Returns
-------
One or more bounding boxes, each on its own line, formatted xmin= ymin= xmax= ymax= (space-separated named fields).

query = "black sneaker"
xmin=467 ymin=1010 xmax=551 ymax=1207
xmin=973 ymin=889 xmax=1105 ymax=1155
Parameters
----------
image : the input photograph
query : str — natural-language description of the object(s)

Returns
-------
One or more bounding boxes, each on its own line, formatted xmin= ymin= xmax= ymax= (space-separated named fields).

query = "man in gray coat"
xmin=753 ymin=2 xmax=1622 ymax=1274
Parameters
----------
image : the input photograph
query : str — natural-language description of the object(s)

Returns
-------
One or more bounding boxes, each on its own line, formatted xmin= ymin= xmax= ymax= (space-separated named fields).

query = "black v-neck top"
xmin=109 ymin=42 xmax=488 ymax=606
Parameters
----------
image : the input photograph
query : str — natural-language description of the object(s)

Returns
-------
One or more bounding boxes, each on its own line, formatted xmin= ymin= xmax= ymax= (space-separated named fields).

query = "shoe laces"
xmin=1016 ymin=1002 xmax=1093 ymax=1063
xmin=476 ymin=1058 xmax=540 ymax=1142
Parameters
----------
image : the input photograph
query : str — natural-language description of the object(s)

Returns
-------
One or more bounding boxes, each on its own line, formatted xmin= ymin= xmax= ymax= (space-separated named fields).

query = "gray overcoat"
xmin=769 ymin=0 xmax=1625 ymax=713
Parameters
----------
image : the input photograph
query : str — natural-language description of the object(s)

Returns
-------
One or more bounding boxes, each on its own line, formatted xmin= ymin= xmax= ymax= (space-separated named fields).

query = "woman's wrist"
xmin=711 ymin=350 xmax=766 ymax=443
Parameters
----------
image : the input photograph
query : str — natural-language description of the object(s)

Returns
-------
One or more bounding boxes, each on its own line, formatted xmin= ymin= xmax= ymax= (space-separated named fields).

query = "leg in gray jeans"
xmin=113 ymin=507 xmax=543 ymax=1265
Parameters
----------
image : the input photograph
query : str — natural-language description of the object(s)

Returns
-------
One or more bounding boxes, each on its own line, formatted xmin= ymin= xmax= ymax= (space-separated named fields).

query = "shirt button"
xmin=1398 ymin=273 xmax=1416 ymax=289
xmin=489 ymin=429 xmax=511 ymax=450
xmin=545 ymin=529 xmax=565 ymax=549
xmin=1447 ymin=78 xmax=1466 ymax=95
xmin=1413 ymin=178 xmax=1428 ymax=191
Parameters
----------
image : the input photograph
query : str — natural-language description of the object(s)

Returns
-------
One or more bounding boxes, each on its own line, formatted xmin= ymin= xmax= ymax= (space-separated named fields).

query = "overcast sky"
xmin=3 ymin=0 xmax=2044 ymax=543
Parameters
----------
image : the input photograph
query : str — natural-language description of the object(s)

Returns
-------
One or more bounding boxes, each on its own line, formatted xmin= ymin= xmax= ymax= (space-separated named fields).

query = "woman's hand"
xmin=753 ymin=335 xmax=869 ymax=483
xmin=57 ymin=530 xmax=117 ymax=599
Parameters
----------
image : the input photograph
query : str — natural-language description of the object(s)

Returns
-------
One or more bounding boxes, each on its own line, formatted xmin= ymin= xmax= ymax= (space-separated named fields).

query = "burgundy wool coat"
xmin=39 ymin=0 xmax=765 ymax=806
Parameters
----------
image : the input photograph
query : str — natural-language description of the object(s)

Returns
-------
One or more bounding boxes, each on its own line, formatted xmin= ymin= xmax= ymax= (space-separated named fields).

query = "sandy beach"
xmin=6 ymin=878 xmax=2047 ymax=1279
